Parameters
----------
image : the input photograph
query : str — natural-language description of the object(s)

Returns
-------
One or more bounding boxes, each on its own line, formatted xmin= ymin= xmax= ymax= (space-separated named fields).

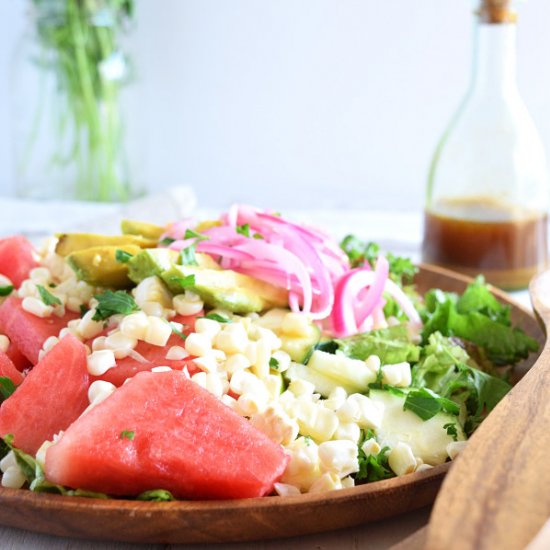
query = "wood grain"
xmin=425 ymin=269 xmax=550 ymax=550
xmin=0 ymin=264 xmax=543 ymax=545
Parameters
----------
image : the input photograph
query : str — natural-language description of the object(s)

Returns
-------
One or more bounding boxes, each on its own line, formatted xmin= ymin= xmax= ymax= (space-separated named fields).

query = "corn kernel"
xmin=173 ymin=291 xmax=204 ymax=316
xmin=42 ymin=336 xmax=59 ymax=352
xmin=1 ymin=465 xmax=26 ymax=489
xmin=166 ymin=346 xmax=189 ymax=360
xmin=225 ymin=353 xmax=251 ymax=374
xmin=194 ymin=317 xmax=221 ymax=338
xmin=119 ymin=311 xmax=149 ymax=340
xmin=333 ymin=422 xmax=361 ymax=443
xmin=274 ymin=483 xmax=301 ymax=497
xmin=0 ymin=451 xmax=17 ymax=473
xmin=144 ymin=316 xmax=172 ymax=347
xmin=192 ymin=355 xmax=219 ymax=374
xmin=308 ymin=472 xmax=342 ymax=493
xmin=249 ymin=405 xmax=299 ymax=445
xmin=22 ymin=296 xmax=53 ymax=318
xmin=104 ymin=331 xmax=138 ymax=359
xmin=389 ymin=442 xmax=417 ymax=476
xmin=214 ymin=323 xmax=248 ymax=354
xmin=151 ymin=366 xmax=172 ymax=373
xmin=140 ymin=301 xmax=165 ymax=318
xmin=281 ymin=437 xmax=321 ymax=491
xmin=77 ymin=309 xmax=105 ymax=340
xmin=185 ymin=332 xmax=212 ymax=357
xmin=318 ymin=440 xmax=359 ymax=478
xmin=361 ymin=437 xmax=381 ymax=457
xmin=0 ymin=335 xmax=10 ymax=354
xmin=86 ymin=350 xmax=117 ymax=376
xmin=237 ymin=392 xmax=269 ymax=416
xmin=447 ymin=440 xmax=468 ymax=460
xmin=365 ymin=354 xmax=381 ymax=374
xmin=251 ymin=337 xmax=271 ymax=379
xmin=87 ymin=380 xmax=117 ymax=404
xmin=382 ymin=362 xmax=412 ymax=387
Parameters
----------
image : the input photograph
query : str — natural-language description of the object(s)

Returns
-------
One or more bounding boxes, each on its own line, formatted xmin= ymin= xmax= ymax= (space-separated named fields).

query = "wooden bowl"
xmin=0 ymin=264 xmax=544 ymax=544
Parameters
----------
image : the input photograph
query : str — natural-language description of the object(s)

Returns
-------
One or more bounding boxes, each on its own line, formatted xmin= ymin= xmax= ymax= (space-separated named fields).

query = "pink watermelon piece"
xmin=45 ymin=371 xmax=289 ymax=499
xmin=0 ymin=236 xmax=38 ymax=288
xmin=0 ymin=296 xmax=79 ymax=365
xmin=0 ymin=351 xmax=24 ymax=386
xmin=5 ymin=342 xmax=32 ymax=372
xmin=0 ymin=334 xmax=89 ymax=455
xmin=89 ymin=313 xmax=200 ymax=386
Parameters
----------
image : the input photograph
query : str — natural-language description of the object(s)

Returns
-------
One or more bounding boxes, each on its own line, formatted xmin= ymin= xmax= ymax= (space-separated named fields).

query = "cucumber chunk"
xmin=369 ymin=389 xmax=466 ymax=465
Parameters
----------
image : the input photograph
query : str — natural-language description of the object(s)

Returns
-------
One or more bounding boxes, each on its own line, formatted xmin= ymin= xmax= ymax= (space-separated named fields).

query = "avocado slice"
xmin=67 ymin=245 xmax=142 ymax=288
xmin=128 ymin=249 xmax=222 ymax=284
xmin=56 ymin=233 xmax=157 ymax=257
xmin=128 ymin=248 xmax=180 ymax=284
xmin=121 ymin=219 xmax=165 ymax=240
xmin=161 ymin=264 xmax=288 ymax=314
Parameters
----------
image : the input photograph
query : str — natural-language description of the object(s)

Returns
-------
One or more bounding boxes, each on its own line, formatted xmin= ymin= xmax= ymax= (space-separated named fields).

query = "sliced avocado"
xmin=161 ymin=264 xmax=288 ymax=314
xmin=67 ymin=245 xmax=142 ymax=288
xmin=128 ymin=248 xmax=180 ymax=284
xmin=128 ymin=249 xmax=222 ymax=284
xmin=56 ymin=233 xmax=157 ymax=257
xmin=121 ymin=219 xmax=165 ymax=240
xmin=369 ymin=389 xmax=466 ymax=465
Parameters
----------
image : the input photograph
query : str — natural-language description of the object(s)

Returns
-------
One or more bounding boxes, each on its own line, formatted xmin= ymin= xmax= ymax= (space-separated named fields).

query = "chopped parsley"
xmin=167 ymin=274 xmax=196 ymax=291
xmin=269 ymin=357 xmax=280 ymax=370
xmin=79 ymin=304 xmax=90 ymax=317
xmin=236 ymin=223 xmax=251 ymax=237
xmin=443 ymin=422 xmax=459 ymax=442
xmin=184 ymin=229 xmax=209 ymax=242
xmin=115 ymin=249 xmax=133 ymax=263
xmin=159 ymin=237 xmax=176 ymax=246
xmin=137 ymin=489 xmax=175 ymax=502
xmin=92 ymin=290 xmax=140 ymax=321
xmin=170 ymin=324 xmax=187 ymax=341
xmin=204 ymin=312 xmax=231 ymax=323
xmin=36 ymin=285 xmax=62 ymax=307
xmin=0 ymin=377 xmax=16 ymax=402
xmin=403 ymin=387 xmax=460 ymax=421
xmin=179 ymin=245 xmax=198 ymax=266
xmin=0 ymin=285 xmax=13 ymax=297
xmin=120 ymin=430 xmax=135 ymax=440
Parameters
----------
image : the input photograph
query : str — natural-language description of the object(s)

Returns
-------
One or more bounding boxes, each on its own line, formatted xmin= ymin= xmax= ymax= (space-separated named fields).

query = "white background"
xmin=1 ymin=0 xmax=550 ymax=211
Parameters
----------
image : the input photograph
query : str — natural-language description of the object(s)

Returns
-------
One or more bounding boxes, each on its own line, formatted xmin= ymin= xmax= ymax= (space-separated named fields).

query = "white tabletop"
xmin=0 ymin=190 xmax=531 ymax=548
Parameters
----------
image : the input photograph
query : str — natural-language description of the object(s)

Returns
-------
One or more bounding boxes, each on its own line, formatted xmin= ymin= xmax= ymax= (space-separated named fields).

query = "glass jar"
xmin=11 ymin=0 xmax=146 ymax=202
xmin=421 ymin=0 xmax=549 ymax=289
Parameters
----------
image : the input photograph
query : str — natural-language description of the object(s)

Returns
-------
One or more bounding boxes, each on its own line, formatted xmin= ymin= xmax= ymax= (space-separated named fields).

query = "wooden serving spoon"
xmin=394 ymin=269 xmax=550 ymax=550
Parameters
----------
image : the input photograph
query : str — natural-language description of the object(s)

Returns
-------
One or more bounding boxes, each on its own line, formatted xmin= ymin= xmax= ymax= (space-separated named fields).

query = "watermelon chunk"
xmin=0 ymin=352 xmax=24 ymax=386
xmin=94 ymin=334 xmax=199 ymax=386
xmin=0 ymin=334 xmax=89 ymax=455
xmin=0 ymin=296 xmax=79 ymax=364
xmin=0 ymin=236 xmax=38 ymax=288
xmin=5 ymin=342 xmax=32 ymax=372
xmin=45 ymin=371 xmax=289 ymax=499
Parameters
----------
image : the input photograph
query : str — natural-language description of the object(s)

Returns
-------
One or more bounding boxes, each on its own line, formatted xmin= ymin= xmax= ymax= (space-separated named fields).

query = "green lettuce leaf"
xmin=335 ymin=325 xmax=420 ymax=365
xmin=422 ymin=278 xmax=538 ymax=366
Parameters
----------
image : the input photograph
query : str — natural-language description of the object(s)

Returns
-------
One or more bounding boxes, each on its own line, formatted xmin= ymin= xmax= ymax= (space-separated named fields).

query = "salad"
xmin=0 ymin=205 xmax=539 ymax=500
